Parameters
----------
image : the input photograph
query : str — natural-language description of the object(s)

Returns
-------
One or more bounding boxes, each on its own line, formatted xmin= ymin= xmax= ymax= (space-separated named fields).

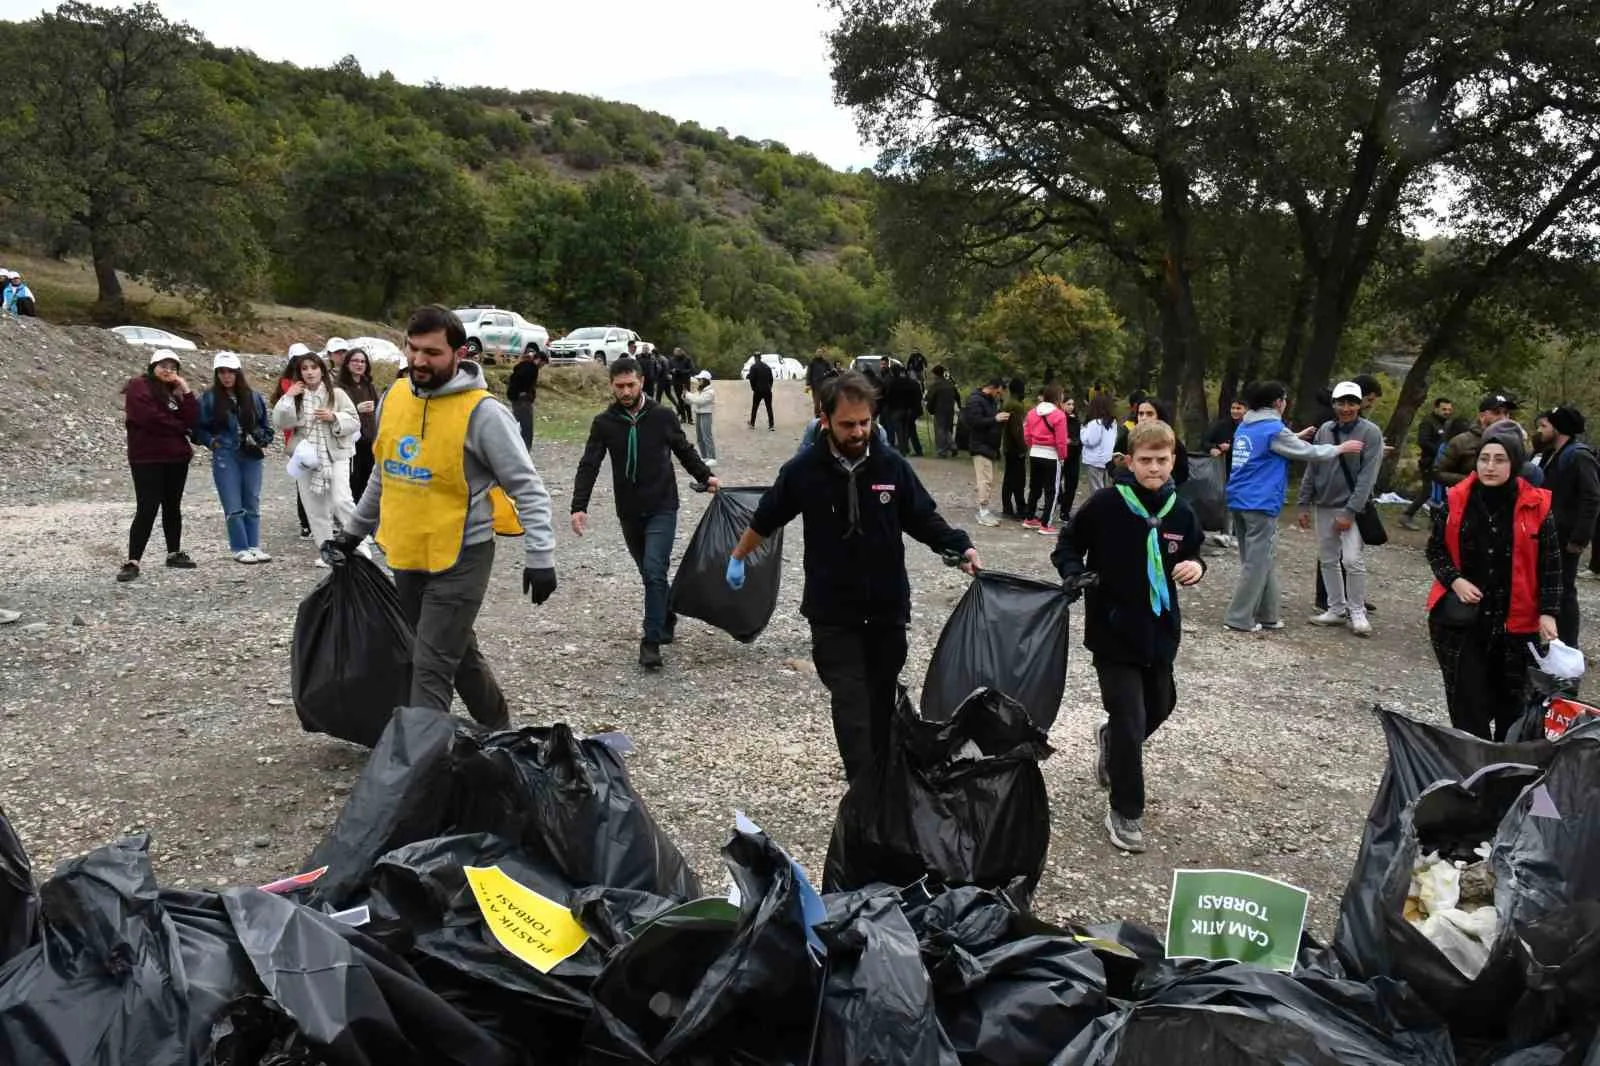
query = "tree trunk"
xmin=1275 ymin=272 xmax=1313 ymax=387
xmin=91 ymin=236 xmax=124 ymax=309
xmin=1156 ymin=295 xmax=1183 ymax=407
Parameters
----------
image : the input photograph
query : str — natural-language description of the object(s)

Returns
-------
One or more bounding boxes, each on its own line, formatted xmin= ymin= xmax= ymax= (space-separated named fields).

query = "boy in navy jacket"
xmin=1051 ymin=419 xmax=1206 ymax=853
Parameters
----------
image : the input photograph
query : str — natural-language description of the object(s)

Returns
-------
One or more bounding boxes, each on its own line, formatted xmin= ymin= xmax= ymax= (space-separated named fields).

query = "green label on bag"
xmin=1165 ymin=868 xmax=1309 ymax=973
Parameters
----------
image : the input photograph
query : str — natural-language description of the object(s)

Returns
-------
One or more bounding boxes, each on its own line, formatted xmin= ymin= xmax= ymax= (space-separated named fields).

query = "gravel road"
xmin=2 ymin=336 xmax=1591 ymax=939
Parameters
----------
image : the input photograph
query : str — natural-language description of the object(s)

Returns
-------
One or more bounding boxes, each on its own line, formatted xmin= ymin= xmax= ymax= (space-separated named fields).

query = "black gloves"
xmin=320 ymin=532 xmax=363 ymax=566
xmin=523 ymin=567 xmax=557 ymax=605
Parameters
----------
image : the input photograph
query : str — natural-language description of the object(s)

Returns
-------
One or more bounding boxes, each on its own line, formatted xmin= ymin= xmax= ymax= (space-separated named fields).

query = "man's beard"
xmin=830 ymin=430 xmax=868 ymax=458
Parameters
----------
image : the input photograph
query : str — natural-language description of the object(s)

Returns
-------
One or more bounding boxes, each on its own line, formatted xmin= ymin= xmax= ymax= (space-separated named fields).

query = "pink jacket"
xmin=1023 ymin=403 xmax=1070 ymax=459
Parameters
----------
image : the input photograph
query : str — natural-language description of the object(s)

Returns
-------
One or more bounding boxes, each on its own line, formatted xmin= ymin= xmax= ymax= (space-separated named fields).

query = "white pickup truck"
xmin=548 ymin=325 xmax=641 ymax=365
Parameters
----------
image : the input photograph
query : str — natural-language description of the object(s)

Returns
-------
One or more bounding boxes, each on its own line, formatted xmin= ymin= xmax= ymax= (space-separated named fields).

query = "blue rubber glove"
xmin=726 ymin=555 xmax=746 ymax=591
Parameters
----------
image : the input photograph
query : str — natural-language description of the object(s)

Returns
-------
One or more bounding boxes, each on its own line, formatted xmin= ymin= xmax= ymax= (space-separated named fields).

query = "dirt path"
xmin=2 ymin=380 xmax=1591 ymax=934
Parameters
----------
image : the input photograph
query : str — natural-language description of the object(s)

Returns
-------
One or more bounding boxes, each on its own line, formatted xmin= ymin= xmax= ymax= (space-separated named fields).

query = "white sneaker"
xmin=314 ymin=558 xmax=330 ymax=569
xmin=977 ymin=510 xmax=1001 ymax=527
xmin=704 ymin=458 xmax=718 ymax=468
xmin=233 ymin=550 xmax=256 ymax=564
xmin=249 ymin=548 xmax=272 ymax=563
xmin=1309 ymin=609 xmax=1348 ymax=627
xmin=1349 ymin=610 xmax=1372 ymax=637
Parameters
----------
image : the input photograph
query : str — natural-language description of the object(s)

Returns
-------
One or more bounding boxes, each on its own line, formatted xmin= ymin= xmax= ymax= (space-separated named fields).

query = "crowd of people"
xmin=111 ymin=311 xmax=1600 ymax=854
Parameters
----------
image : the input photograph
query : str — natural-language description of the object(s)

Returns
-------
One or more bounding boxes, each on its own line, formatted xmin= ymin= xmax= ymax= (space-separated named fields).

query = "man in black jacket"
xmin=669 ymin=348 xmax=696 ymax=423
xmin=962 ymin=377 xmax=1007 ymax=526
xmin=571 ymin=357 xmax=719 ymax=670
xmin=505 ymin=348 xmax=546 ymax=450
xmin=1534 ymin=405 xmax=1600 ymax=643
xmin=884 ymin=366 xmax=925 ymax=456
xmin=925 ymin=365 xmax=960 ymax=458
xmin=906 ymin=348 xmax=928 ymax=380
xmin=727 ymin=371 xmax=980 ymax=780
xmin=1400 ymin=397 xmax=1454 ymax=529
xmin=747 ymin=354 xmax=776 ymax=431
xmin=806 ymin=347 xmax=834 ymax=398
xmin=1052 ymin=418 xmax=1205 ymax=853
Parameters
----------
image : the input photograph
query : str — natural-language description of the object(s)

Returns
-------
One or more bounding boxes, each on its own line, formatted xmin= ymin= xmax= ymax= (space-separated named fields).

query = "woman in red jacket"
xmin=119 ymin=349 xmax=200 ymax=582
xmin=1424 ymin=426 xmax=1560 ymax=739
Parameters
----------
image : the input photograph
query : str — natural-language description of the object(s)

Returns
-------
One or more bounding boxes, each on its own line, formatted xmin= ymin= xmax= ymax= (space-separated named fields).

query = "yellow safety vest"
xmin=374 ymin=384 xmax=522 ymax=573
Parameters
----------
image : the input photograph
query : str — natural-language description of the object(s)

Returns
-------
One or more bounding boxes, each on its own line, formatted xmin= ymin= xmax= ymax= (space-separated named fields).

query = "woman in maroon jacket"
xmin=119 ymin=349 xmax=200 ymax=582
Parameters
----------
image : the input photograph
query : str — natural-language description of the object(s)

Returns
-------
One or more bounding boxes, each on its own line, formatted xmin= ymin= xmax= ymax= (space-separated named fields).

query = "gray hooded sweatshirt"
xmin=1296 ymin=414 xmax=1385 ymax=516
xmin=348 ymin=361 xmax=555 ymax=571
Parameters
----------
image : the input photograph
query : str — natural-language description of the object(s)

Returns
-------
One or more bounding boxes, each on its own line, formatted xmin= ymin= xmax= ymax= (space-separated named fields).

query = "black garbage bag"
xmin=585 ymin=822 xmax=822 ymax=1065
xmin=0 ymin=805 xmax=37 ymax=969
xmin=1179 ymin=454 xmax=1228 ymax=532
xmin=358 ymin=832 xmax=676 ymax=1060
xmin=1335 ymin=707 xmax=1555 ymax=982
xmin=920 ymin=571 xmax=1072 ymax=728
xmin=669 ymin=486 xmax=784 ymax=643
xmin=220 ymin=885 xmax=516 ymax=1066
xmin=1507 ymin=903 xmax=1600 ymax=1052
xmin=1055 ymin=964 xmax=1457 ymax=1066
xmin=291 ymin=553 xmax=415 ymax=748
xmin=304 ymin=707 xmax=700 ymax=909
xmin=812 ymin=887 xmax=959 ymax=1066
xmin=0 ymin=835 xmax=193 ymax=1065
xmin=823 ymin=688 xmax=1052 ymax=898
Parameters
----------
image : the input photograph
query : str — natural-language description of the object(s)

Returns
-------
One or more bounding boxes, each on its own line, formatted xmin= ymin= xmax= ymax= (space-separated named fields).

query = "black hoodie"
xmin=571 ymin=397 xmax=711 ymax=519
xmin=1052 ymin=472 xmax=1206 ymax=666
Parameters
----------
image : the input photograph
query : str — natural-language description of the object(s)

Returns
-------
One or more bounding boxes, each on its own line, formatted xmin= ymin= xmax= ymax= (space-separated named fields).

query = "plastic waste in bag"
xmin=290 ymin=553 xmax=415 ymax=748
xmin=812 ymin=887 xmax=959 ymax=1066
xmin=920 ymin=571 xmax=1072 ymax=728
xmin=1179 ymin=454 xmax=1229 ymax=532
xmin=824 ymin=687 xmax=1052 ymax=898
xmin=303 ymin=707 xmax=700 ymax=909
xmin=905 ymin=884 xmax=1109 ymax=1064
xmin=585 ymin=820 xmax=822 ymax=1065
xmin=0 ymin=806 xmax=37 ymax=969
xmin=1055 ymin=963 xmax=1457 ymax=1066
xmin=669 ymin=486 xmax=783 ymax=643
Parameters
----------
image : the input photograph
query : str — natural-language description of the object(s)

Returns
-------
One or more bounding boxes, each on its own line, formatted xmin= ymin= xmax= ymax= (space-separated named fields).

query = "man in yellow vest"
xmin=330 ymin=305 xmax=557 ymax=728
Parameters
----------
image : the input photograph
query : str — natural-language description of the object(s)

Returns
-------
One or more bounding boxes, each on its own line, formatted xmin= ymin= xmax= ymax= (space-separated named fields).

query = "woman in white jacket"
xmin=687 ymin=370 xmax=717 ymax=466
xmin=272 ymin=353 xmax=360 ymax=564
xmin=1078 ymin=392 xmax=1118 ymax=493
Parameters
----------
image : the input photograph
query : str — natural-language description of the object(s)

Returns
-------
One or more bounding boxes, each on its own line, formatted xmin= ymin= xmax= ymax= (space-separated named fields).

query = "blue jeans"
xmin=620 ymin=510 xmax=677 ymax=643
xmin=211 ymin=449 xmax=262 ymax=552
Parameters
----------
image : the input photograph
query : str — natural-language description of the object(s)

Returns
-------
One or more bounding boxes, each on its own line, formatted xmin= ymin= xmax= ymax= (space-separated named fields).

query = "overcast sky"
xmin=0 ymin=0 xmax=877 ymax=169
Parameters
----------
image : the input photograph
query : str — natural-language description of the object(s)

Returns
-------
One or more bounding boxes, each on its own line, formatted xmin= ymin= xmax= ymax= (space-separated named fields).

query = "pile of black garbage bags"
xmin=4 ymin=693 xmax=1600 ymax=1065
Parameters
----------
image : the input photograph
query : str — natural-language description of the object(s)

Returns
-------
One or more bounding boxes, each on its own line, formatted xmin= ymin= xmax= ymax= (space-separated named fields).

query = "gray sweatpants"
xmin=1315 ymin=507 xmax=1367 ymax=615
xmin=391 ymin=540 xmax=510 ymax=728
xmin=696 ymin=412 xmax=716 ymax=461
xmin=1224 ymin=510 xmax=1281 ymax=630
xmin=1084 ymin=464 xmax=1109 ymax=494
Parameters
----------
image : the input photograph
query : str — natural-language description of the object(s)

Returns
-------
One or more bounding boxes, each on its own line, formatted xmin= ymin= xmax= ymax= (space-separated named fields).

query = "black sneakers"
xmin=116 ymin=561 xmax=139 ymax=583
xmin=639 ymin=641 xmax=663 ymax=671
xmin=165 ymin=551 xmax=196 ymax=569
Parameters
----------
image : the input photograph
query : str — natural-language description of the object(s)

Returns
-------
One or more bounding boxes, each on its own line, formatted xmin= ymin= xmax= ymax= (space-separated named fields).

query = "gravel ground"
xmin=3 ymin=322 xmax=1593 ymax=940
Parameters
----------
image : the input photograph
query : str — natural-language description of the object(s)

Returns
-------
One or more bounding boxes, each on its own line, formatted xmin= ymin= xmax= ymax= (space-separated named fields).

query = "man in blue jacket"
xmin=726 ymin=371 xmax=981 ymax=780
xmin=1224 ymin=380 xmax=1365 ymax=632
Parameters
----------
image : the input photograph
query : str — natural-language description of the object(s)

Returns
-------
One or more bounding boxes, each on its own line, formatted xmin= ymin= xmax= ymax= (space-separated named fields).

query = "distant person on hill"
xmin=193 ymin=352 xmax=273 ymax=565
xmin=338 ymin=347 xmax=380 ymax=502
xmin=506 ymin=347 xmax=543 ymax=450
xmin=747 ymin=352 xmax=776 ymax=431
xmin=925 ymin=364 xmax=960 ymax=458
xmin=3 ymin=272 xmax=36 ymax=317
xmin=570 ymin=356 xmax=718 ymax=672
xmin=118 ymin=349 xmax=199 ymax=582
xmin=272 ymin=351 xmax=361 ymax=566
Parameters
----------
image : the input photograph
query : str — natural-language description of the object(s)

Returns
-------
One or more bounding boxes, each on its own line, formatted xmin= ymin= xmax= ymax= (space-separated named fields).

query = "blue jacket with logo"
xmin=751 ymin=440 xmax=972 ymax=626
xmin=1227 ymin=413 xmax=1291 ymax=514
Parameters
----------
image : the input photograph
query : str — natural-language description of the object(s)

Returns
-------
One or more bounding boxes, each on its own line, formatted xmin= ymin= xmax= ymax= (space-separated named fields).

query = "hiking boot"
xmin=116 ymin=561 xmax=140 ymax=583
xmin=1349 ymin=610 xmax=1373 ymax=637
xmin=1106 ymin=809 xmax=1146 ymax=853
xmin=639 ymin=641 xmax=664 ymax=671
xmin=165 ymin=551 xmax=196 ymax=570
xmin=1094 ymin=723 xmax=1110 ymax=789
xmin=1308 ymin=609 xmax=1348 ymax=627
xmin=1022 ymin=518 xmax=1042 ymax=530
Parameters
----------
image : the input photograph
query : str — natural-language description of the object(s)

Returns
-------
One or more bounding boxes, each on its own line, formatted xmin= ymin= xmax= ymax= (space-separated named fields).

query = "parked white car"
xmin=454 ymin=307 xmax=549 ymax=364
xmin=740 ymin=353 xmax=805 ymax=381
xmin=110 ymin=325 xmax=199 ymax=351
xmin=548 ymin=325 xmax=641 ymax=366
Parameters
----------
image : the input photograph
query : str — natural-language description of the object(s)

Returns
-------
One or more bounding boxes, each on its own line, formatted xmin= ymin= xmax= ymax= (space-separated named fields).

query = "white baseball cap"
xmin=148 ymin=348 xmax=180 ymax=367
xmin=1332 ymin=381 xmax=1363 ymax=402
xmin=213 ymin=352 xmax=242 ymax=371
xmin=695 ymin=370 xmax=712 ymax=381
xmin=287 ymin=342 xmax=312 ymax=358
xmin=324 ymin=336 xmax=349 ymax=354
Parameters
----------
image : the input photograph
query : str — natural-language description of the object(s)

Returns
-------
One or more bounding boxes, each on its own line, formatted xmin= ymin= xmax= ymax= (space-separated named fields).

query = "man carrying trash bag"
xmin=326 ymin=305 xmax=558 ymax=729
xmin=724 ymin=370 xmax=982 ymax=780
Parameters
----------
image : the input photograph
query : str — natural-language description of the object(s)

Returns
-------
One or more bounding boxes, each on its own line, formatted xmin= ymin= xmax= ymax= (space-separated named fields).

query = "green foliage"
xmin=979 ymin=274 xmax=1126 ymax=389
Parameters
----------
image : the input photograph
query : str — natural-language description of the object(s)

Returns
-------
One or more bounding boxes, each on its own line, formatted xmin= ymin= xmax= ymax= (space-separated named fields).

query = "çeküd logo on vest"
xmin=385 ymin=434 xmax=434 ymax=483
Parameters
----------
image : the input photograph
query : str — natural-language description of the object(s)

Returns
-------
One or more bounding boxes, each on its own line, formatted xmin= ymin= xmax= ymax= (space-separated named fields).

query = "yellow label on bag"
xmin=464 ymin=865 xmax=589 ymax=973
